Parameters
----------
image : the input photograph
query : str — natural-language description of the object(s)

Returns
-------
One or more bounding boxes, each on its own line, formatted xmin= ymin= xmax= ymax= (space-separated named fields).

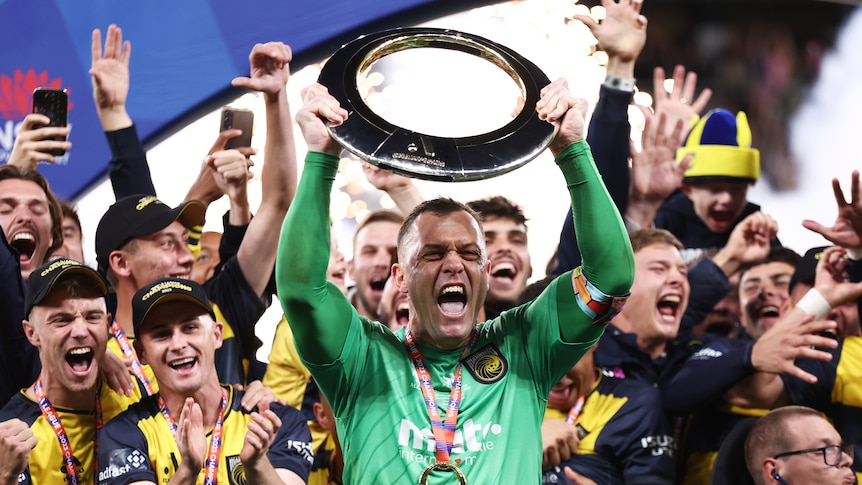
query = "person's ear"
xmin=134 ymin=339 xmax=147 ymax=365
xmin=680 ymin=184 xmax=693 ymax=198
xmin=393 ymin=263 xmax=408 ymax=294
xmin=22 ymin=320 xmax=39 ymax=348
xmin=212 ymin=319 xmax=224 ymax=350
xmin=109 ymin=250 xmax=132 ymax=278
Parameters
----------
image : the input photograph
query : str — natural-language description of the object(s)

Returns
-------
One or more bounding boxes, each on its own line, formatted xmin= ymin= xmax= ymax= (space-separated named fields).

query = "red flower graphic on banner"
xmin=0 ymin=68 xmax=72 ymax=120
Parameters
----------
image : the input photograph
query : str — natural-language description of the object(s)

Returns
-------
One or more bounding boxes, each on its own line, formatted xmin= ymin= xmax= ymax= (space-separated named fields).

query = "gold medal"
xmin=419 ymin=461 xmax=468 ymax=485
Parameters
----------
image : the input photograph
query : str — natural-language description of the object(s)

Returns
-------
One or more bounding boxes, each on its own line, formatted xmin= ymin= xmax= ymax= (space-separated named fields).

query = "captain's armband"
xmin=573 ymin=267 xmax=629 ymax=326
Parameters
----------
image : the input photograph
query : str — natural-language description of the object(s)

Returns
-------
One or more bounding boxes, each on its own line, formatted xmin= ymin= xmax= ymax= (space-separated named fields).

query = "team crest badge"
xmin=462 ymin=344 xmax=508 ymax=384
xmin=226 ymin=455 xmax=246 ymax=485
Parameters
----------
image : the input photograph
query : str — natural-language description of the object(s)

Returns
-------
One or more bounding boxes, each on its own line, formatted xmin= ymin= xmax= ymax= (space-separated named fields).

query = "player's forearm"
xmin=242 ymin=458 xmax=291 ymax=485
xmin=276 ymin=152 xmax=352 ymax=364
xmin=261 ymin=90 xmax=298 ymax=213
xmin=235 ymin=91 xmax=297 ymax=297
xmin=556 ymin=141 xmax=634 ymax=296
xmin=166 ymin=463 xmax=200 ymax=485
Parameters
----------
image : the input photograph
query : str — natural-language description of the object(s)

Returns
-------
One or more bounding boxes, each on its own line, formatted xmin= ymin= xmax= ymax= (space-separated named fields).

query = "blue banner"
xmin=0 ymin=0 xmax=487 ymax=199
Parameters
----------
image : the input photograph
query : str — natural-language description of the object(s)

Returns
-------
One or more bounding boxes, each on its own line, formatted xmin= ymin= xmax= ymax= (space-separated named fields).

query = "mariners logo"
xmin=462 ymin=344 xmax=507 ymax=384
xmin=226 ymin=454 xmax=246 ymax=485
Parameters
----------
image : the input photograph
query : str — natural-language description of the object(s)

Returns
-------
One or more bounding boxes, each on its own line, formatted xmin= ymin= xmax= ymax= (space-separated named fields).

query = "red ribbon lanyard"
xmin=566 ymin=395 xmax=585 ymax=425
xmin=111 ymin=320 xmax=154 ymax=395
xmin=34 ymin=375 xmax=103 ymax=485
xmin=159 ymin=390 xmax=228 ymax=484
xmin=404 ymin=330 xmax=476 ymax=463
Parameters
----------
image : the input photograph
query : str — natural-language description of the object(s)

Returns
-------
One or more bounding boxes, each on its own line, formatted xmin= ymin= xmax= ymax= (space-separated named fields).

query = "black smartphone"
xmin=31 ymin=87 xmax=69 ymax=156
xmin=220 ymin=108 xmax=254 ymax=150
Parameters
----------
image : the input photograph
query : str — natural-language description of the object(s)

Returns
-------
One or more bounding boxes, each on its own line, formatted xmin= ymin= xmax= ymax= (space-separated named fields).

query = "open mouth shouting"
xmin=656 ymin=294 xmax=682 ymax=325
xmin=10 ymin=231 xmax=38 ymax=266
xmin=66 ymin=346 xmax=95 ymax=377
xmin=395 ymin=297 xmax=410 ymax=328
xmin=368 ymin=274 xmax=389 ymax=294
xmin=490 ymin=259 xmax=519 ymax=289
xmin=438 ymin=284 xmax=467 ymax=316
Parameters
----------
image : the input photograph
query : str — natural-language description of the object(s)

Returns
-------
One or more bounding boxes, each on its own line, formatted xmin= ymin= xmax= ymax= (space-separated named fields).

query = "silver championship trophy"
xmin=317 ymin=27 xmax=557 ymax=182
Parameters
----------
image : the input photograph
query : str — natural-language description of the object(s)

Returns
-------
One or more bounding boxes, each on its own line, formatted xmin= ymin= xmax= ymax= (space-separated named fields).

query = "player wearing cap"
xmin=0 ymin=258 xmax=142 ymax=484
xmin=94 ymin=41 xmax=299 ymax=389
xmin=96 ymin=277 xmax=312 ymax=485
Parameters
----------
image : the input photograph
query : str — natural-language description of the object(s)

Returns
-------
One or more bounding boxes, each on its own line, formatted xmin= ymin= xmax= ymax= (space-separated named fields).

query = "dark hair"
xmin=467 ymin=196 xmax=527 ymax=228
xmin=397 ymin=198 xmax=483 ymax=263
xmin=739 ymin=246 xmax=801 ymax=281
xmin=59 ymin=199 xmax=82 ymax=232
xmin=0 ymin=165 xmax=64 ymax=263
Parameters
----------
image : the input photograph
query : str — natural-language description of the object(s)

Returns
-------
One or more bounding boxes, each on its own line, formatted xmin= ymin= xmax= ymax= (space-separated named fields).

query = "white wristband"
xmin=846 ymin=247 xmax=862 ymax=261
xmin=795 ymin=288 xmax=831 ymax=320
xmin=603 ymin=75 xmax=636 ymax=92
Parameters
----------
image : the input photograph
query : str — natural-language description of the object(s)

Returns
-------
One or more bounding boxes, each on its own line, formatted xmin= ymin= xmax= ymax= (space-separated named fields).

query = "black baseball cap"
xmin=789 ymin=246 xmax=828 ymax=291
xmin=25 ymin=259 xmax=110 ymax=317
xmin=132 ymin=277 xmax=214 ymax=335
xmin=95 ymin=194 xmax=205 ymax=273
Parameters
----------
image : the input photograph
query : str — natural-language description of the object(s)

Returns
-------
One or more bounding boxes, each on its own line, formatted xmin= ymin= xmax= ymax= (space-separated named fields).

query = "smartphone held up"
xmin=31 ymin=87 xmax=69 ymax=157
xmin=220 ymin=107 xmax=254 ymax=150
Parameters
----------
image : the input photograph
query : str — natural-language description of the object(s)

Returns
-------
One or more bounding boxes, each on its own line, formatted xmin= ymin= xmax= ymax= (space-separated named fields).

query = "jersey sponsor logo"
xmin=691 ymin=347 xmax=723 ymax=360
xmin=226 ymin=454 xmax=246 ymax=485
xmin=397 ymin=417 xmax=503 ymax=465
xmin=640 ymin=434 xmax=675 ymax=457
xmin=287 ymin=439 xmax=314 ymax=464
xmin=98 ymin=448 xmax=146 ymax=481
xmin=462 ymin=344 xmax=508 ymax=384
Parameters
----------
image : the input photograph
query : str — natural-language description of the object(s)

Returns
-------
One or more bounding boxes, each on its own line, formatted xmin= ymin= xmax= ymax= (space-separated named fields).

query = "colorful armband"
xmin=573 ymin=267 xmax=629 ymax=325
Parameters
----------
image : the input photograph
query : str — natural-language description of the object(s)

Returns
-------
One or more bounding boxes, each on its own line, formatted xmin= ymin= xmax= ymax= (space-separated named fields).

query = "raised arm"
xmin=554 ymin=0 xmax=646 ymax=274
xmin=90 ymin=24 xmax=157 ymax=199
xmin=277 ymin=83 xmax=351 ymax=364
xmin=361 ymin=160 xmax=424 ymax=215
xmin=228 ymin=42 xmax=297 ymax=298
xmin=539 ymin=79 xmax=635 ymax=339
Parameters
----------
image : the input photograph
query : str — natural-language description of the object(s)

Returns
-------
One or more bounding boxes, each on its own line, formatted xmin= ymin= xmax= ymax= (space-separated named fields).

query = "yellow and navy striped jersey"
xmin=264 ymin=315 xmax=337 ymax=485
xmin=96 ymin=385 xmax=312 ymax=484
xmin=0 ymin=382 xmax=141 ymax=484
xmin=541 ymin=368 xmax=677 ymax=485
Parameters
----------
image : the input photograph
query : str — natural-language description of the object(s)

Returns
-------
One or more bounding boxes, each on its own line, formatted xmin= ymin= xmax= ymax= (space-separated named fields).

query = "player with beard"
xmin=467 ymin=196 xmax=532 ymax=319
xmin=0 ymin=164 xmax=64 ymax=405
xmin=278 ymin=78 xmax=634 ymax=483
xmin=347 ymin=210 xmax=403 ymax=320
xmin=376 ymin=275 xmax=412 ymax=332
